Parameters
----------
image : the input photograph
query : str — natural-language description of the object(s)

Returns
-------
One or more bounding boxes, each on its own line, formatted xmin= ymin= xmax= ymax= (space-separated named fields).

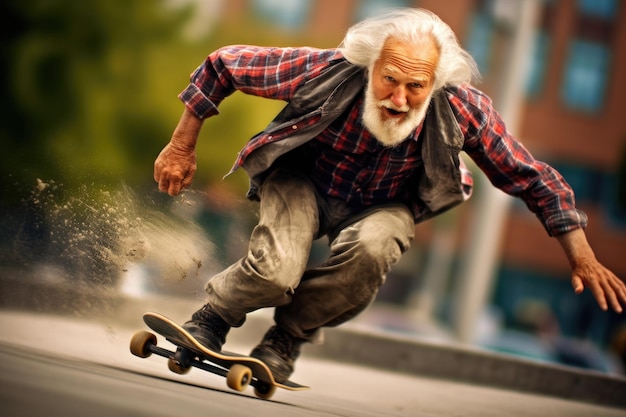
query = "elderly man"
xmin=154 ymin=9 xmax=626 ymax=382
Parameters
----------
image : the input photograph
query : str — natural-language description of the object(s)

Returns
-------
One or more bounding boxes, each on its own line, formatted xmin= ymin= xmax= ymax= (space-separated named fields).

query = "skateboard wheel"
xmin=130 ymin=331 xmax=157 ymax=358
xmin=226 ymin=364 xmax=252 ymax=392
xmin=254 ymin=382 xmax=276 ymax=400
xmin=167 ymin=358 xmax=191 ymax=375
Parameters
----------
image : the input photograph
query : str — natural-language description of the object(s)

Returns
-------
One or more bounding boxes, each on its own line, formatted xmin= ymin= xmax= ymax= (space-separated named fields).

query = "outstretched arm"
xmin=557 ymin=228 xmax=626 ymax=313
xmin=451 ymin=86 xmax=625 ymax=313
xmin=154 ymin=108 xmax=202 ymax=196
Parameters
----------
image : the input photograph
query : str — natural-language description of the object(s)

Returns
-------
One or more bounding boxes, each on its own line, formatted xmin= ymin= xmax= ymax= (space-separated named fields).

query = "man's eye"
xmin=384 ymin=76 xmax=395 ymax=82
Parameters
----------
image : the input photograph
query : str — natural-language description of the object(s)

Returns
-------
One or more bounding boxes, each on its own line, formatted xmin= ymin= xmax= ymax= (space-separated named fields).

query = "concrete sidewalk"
xmin=1 ymin=274 xmax=625 ymax=410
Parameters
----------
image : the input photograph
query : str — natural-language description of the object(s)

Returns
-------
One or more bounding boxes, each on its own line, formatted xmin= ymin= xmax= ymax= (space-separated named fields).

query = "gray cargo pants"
xmin=204 ymin=168 xmax=415 ymax=341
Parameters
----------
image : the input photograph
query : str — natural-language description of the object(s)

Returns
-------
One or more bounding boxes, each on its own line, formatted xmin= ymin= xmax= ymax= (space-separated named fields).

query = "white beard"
xmin=362 ymin=80 xmax=432 ymax=147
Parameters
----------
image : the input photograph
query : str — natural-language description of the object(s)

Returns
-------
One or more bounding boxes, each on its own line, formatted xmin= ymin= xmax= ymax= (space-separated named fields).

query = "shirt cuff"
xmin=543 ymin=209 xmax=588 ymax=237
xmin=178 ymin=83 xmax=220 ymax=119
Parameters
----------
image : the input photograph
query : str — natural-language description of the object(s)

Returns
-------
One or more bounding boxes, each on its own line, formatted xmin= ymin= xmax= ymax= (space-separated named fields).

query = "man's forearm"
xmin=556 ymin=227 xmax=596 ymax=269
xmin=171 ymin=108 xmax=204 ymax=151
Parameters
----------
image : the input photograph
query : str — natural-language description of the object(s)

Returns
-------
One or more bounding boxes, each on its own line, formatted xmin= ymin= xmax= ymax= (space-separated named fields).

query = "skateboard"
xmin=130 ymin=312 xmax=309 ymax=399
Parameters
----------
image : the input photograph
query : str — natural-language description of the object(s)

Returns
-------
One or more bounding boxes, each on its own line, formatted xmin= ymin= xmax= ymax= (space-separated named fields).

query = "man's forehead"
xmin=378 ymin=36 xmax=439 ymax=76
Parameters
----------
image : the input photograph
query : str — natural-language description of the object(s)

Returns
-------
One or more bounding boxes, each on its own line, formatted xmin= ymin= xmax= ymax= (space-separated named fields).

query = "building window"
xmin=465 ymin=12 xmax=494 ymax=75
xmin=560 ymin=0 xmax=617 ymax=112
xmin=576 ymin=0 xmax=618 ymax=19
xmin=561 ymin=39 xmax=610 ymax=112
xmin=252 ymin=0 xmax=311 ymax=30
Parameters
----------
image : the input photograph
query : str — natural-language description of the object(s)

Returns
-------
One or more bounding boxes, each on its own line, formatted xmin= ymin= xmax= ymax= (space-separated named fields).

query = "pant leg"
xmin=204 ymin=169 xmax=320 ymax=326
xmin=275 ymin=204 xmax=415 ymax=340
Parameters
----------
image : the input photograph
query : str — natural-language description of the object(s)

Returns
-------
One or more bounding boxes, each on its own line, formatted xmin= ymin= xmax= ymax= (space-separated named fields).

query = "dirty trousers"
xmin=204 ymin=169 xmax=415 ymax=341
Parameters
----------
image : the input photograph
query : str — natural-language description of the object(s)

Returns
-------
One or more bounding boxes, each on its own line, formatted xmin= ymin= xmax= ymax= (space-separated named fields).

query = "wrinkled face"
xmin=362 ymin=36 xmax=440 ymax=146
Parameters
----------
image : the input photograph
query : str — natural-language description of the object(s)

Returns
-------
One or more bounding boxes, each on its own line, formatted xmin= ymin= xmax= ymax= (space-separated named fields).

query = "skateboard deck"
xmin=130 ymin=312 xmax=308 ymax=399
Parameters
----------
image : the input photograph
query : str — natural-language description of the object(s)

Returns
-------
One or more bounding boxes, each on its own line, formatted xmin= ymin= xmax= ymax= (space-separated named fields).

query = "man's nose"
xmin=390 ymin=86 xmax=407 ymax=108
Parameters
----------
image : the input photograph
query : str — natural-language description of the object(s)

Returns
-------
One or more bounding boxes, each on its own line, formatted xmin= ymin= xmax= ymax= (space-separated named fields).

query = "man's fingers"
xmin=158 ymin=175 xmax=169 ymax=193
xmin=574 ymin=273 xmax=608 ymax=311
xmin=601 ymin=280 xmax=621 ymax=313
xmin=180 ymin=166 xmax=196 ymax=190
xmin=571 ymin=275 xmax=584 ymax=294
xmin=168 ymin=180 xmax=182 ymax=196
xmin=615 ymin=276 xmax=626 ymax=301
xmin=572 ymin=262 xmax=626 ymax=313
xmin=606 ymin=276 xmax=626 ymax=313
xmin=590 ymin=282 xmax=609 ymax=311
xmin=155 ymin=168 xmax=188 ymax=196
xmin=608 ymin=292 xmax=623 ymax=313
xmin=181 ymin=177 xmax=193 ymax=191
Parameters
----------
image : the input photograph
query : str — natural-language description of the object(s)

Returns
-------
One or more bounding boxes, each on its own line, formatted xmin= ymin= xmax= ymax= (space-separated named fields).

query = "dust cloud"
xmin=23 ymin=179 xmax=218 ymax=295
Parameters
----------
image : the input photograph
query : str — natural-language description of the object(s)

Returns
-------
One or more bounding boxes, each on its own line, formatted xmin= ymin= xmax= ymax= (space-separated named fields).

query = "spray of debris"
xmin=23 ymin=179 xmax=216 ymax=294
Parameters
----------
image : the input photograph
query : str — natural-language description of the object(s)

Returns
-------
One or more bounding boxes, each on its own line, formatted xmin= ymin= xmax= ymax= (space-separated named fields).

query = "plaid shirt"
xmin=309 ymin=93 xmax=426 ymax=208
xmin=180 ymin=45 xmax=587 ymax=236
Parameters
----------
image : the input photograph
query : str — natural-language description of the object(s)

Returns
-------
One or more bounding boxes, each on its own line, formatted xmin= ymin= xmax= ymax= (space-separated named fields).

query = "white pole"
xmin=452 ymin=0 xmax=540 ymax=344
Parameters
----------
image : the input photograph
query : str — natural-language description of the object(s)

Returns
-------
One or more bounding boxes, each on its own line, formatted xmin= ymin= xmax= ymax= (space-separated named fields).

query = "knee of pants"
xmin=245 ymin=225 xmax=308 ymax=290
xmin=333 ymin=210 xmax=413 ymax=298
xmin=361 ymin=228 xmax=409 ymax=270
xmin=342 ymin=211 xmax=412 ymax=271
xmin=343 ymin=236 xmax=403 ymax=298
xmin=317 ymin=242 xmax=395 ymax=307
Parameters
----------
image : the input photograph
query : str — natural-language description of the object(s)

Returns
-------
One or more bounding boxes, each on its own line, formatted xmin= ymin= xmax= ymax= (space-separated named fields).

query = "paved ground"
xmin=1 ymin=273 xmax=625 ymax=415
xmin=2 ymin=310 xmax=625 ymax=417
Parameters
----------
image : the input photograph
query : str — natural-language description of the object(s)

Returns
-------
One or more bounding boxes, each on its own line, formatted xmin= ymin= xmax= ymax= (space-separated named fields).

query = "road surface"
xmin=1 ymin=310 xmax=624 ymax=417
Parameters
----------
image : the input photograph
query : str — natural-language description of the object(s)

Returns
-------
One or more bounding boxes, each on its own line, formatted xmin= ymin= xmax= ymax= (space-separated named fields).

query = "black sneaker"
xmin=250 ymin=326 xmax=305 ymax=383
xmin=182 ymin=304 xmax=230 ymax=352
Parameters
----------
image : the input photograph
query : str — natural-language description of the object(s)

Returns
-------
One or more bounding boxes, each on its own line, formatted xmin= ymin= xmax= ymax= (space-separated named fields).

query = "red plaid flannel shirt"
xmin=179 ymin=45 xmax=587 ymax=236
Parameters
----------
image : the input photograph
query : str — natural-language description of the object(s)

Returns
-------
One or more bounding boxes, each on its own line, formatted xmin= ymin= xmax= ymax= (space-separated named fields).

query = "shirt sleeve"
xmin=178 ymin=45 xmax=343 ymax=119
xmin=448 ymin=85 xmax=588 ymax=237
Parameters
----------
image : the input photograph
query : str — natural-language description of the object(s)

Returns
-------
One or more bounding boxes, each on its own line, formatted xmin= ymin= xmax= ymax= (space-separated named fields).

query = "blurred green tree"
xmin=0 ymin=0 xmax=297 ymax=201
xmin=0 ymin=0 xmax=195 ymax=197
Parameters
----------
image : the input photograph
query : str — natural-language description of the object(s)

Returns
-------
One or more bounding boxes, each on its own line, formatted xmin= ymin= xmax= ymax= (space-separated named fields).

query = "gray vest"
xmin=241 ymin=59 xmax=466 ymax=221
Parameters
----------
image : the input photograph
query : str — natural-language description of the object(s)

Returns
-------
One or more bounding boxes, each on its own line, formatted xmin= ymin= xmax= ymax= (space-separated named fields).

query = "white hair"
xmin=339 ymin=8 xmax=481 ymax=90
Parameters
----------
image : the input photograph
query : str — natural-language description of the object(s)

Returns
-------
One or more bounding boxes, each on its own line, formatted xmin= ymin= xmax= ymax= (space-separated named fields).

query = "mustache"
xmin=378 ymin=99 xmax=409 ymax=113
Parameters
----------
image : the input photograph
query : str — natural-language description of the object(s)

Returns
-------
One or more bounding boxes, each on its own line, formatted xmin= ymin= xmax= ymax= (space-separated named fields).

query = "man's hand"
xmin=570 ymin=257 xmax=626 ymax=313
xmin=558 ymin=228 xmax=626 ymax=313
xmin=154 ymin=108 xmax=204 ymax=196
xmin=154 ymin=142 xmax=197 ymax=196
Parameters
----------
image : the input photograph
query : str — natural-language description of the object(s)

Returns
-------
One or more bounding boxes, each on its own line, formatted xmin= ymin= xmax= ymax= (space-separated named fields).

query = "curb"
xmin=310 ymin=326 xmax=626 ymax=409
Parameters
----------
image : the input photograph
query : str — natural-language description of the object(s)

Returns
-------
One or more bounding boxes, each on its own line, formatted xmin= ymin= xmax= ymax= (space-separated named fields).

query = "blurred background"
xmin=1 ymin=0 xmax=625 ymax=376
